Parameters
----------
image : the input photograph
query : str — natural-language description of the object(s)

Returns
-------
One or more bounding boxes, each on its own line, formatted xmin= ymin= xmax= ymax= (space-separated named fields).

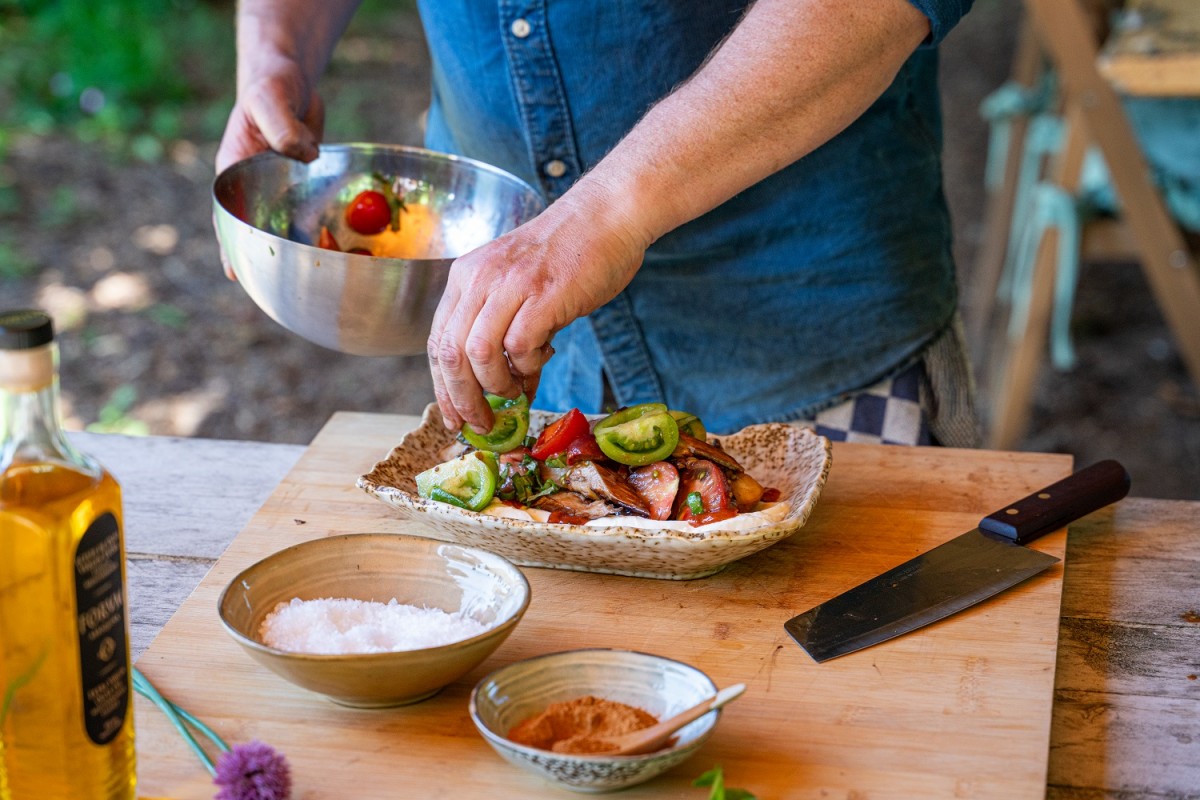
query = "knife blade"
xmin=785 ymin=459 xmax=1131 ymax=663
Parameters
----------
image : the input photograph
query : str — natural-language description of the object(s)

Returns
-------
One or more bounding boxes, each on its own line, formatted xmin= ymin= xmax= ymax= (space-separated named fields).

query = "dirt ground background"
xmin=3 ymin=1 xmax=1197 ymax=499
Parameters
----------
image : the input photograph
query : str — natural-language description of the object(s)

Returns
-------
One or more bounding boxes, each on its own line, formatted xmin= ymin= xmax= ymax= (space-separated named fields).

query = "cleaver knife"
xmin=785 ymin=459 xmax=1131 ymax=663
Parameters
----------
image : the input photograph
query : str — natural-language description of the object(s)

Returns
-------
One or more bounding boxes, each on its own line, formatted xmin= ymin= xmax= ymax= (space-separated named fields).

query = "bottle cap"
xmin=0 ymin=309 xmax=55 ymax=350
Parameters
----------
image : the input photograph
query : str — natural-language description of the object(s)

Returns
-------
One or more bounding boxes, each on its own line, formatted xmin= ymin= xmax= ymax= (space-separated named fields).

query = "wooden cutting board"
xmin=133 ymin=412 xmax=1073 ymax=799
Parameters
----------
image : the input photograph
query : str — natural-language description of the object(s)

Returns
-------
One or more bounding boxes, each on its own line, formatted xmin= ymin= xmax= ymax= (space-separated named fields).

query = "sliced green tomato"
xmin=415 ymin=451 xmax=499 ymax=511
xmin=669 ymin=410 xmax=707 ymax=441
xmin=593 ymin=403 xmax=680 ymax=466
xmin=460 ymin=393 xmax=530 ymax=453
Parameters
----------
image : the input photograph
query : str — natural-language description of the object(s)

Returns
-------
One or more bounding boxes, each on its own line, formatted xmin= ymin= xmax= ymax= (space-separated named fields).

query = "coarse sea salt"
xmin=258 ymin=597 xmax=492 ymax=654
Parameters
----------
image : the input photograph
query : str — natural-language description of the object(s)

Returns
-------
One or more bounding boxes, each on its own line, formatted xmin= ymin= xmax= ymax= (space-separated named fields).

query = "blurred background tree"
xmin=0 ymin=0 xmax=234 ymax=160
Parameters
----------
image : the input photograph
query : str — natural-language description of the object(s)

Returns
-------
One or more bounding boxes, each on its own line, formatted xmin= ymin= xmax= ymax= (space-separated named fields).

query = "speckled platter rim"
xmin=357 ymin=404 xmax=832 ymax=580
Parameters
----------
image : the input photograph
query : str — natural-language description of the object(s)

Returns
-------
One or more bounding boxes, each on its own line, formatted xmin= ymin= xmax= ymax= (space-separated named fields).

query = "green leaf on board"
xmin=693 ymin=765 xmax=756 ymax=800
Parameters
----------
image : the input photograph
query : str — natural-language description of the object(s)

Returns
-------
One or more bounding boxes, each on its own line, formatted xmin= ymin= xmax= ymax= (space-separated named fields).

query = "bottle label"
xmin=73 ymin=512 xmax=129 ymax=746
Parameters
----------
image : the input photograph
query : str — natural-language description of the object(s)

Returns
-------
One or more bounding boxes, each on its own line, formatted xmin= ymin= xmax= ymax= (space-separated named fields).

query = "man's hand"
xmin=212 ymin=0 xmax=360 ymax=278
xmin=215 ymin=55 xmax=324 ymax=175
xmin=427 ymin=181 xmax=651 ymax=433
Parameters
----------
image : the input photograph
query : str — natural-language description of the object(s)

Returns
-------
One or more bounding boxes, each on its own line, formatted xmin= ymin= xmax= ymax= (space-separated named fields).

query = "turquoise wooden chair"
xmin=982 ymin=80 xmax=1200 ymax=373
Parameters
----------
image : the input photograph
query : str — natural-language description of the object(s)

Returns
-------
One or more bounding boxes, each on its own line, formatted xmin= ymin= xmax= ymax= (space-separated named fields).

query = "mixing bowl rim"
xmin=211 ymin=141 xmax=546 ymax=237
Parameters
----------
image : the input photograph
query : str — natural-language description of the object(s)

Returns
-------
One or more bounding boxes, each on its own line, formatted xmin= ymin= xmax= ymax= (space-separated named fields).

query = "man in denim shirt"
xmin=217 ymin=0 xmax=979 ymax=447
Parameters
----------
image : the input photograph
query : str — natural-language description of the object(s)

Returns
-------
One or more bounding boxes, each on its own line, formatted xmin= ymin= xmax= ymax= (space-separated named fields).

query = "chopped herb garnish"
xmin=525 ymin=480 xmax=561 ymax=503
xmin=687 ymin=491 xmax=704 ymax=515
xmin=498 ymin=457 xmax=561 ymax=505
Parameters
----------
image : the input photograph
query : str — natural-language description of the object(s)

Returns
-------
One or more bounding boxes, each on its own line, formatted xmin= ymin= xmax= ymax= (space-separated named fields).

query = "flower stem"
xmin=132 ymin=667 xmax=229 ymax=776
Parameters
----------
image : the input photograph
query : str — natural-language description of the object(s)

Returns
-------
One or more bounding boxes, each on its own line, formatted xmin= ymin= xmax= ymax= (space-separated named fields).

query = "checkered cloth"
xmin=811 ymin=362 xmax=932 ymax=446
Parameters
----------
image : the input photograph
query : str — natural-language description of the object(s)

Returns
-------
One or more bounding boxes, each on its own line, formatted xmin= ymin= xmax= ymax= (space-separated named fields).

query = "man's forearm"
xmin=577 ymin=0 xmax=932 ymax=248
xmin=235 ymin=0 xmax=362 ymax=94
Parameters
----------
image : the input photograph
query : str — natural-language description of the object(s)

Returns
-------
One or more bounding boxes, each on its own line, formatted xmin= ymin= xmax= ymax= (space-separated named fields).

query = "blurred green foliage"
xmin=87 ymin=383 xmax=150 ymax=435
xmin=0 ymin=0 xmax=235 ymax=154
xmin=145 ymin=303 xmax=189 ymax=330
xmin=0 ymin=0 xmax=414 ymax=161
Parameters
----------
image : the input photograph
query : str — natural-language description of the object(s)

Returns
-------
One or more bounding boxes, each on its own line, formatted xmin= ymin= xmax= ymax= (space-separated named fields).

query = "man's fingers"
xmin=506 ymin=341 xmax=555 ymax=375
xmin=244 ymin=87 xmax=319 ymax=163
xmin=464 ymin=291 xmax=526 ymax=401
xmin=429 ymin=364 xmax=462 ymax=432
xmin=520 ymin=368 xmax=542 ymax=404
xmin=430 ymin=281 xmax=495 ymax=432
xmin=515 ymin=343 xmax=554 ymax=404
xmin=427 ymin=279 xmax=464 ymax=429
xmin=215 ymin=110 xmax=270 ymax=174
xmin=434 ymin=328 xmax=491 ymax=432
xmin=304 ymin=91 xmax=325 ymax=144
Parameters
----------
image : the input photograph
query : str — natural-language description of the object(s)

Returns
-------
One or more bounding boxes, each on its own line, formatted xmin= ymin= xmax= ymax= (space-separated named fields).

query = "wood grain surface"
xmin=125 ymin=413 xmax=1085 ymax=799
xmin=1048 ymin=498 xmax=1200 ymax=799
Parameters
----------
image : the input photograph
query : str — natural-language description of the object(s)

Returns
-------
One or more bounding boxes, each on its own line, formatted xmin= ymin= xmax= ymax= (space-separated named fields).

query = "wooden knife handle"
xmin=978 ymin=460 xmax=1131 ymax=545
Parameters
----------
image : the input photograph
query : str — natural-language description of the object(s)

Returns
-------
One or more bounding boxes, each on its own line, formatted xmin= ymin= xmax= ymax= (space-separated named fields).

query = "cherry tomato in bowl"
xmin=318 ymin=225 xmax=341 ymax=251
xmin=345 ymin=190 xmax=392 ymax=235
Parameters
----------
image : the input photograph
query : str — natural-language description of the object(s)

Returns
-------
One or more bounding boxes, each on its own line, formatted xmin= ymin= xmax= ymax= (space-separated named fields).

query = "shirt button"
xmin=510 ymin=18 xmax=532 ymax=38
xmin=544 ymin=159 xmax=567 ymax=178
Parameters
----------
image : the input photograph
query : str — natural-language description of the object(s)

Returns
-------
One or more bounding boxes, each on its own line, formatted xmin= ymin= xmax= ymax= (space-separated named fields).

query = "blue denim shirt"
xmin=418 ymin=0 xmax=973 ymax=433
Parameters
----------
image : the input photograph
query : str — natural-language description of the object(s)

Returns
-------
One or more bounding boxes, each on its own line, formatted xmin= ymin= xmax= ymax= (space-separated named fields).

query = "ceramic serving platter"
xmin=357 ymin=404 xmax=832 ymax=579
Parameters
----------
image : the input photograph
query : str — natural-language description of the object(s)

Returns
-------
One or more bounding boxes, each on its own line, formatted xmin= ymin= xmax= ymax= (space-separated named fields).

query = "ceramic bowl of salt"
xmin=218 ymin=532 xmax=530 ymax=708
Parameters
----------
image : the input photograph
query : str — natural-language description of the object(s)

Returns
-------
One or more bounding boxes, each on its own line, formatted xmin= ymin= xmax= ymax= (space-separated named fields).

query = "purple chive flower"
xmin=213 ymin=740 xmax=292 ymax=800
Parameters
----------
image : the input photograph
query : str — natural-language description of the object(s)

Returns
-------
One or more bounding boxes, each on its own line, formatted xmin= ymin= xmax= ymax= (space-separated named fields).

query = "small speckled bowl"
xmin=469 ymin=649 xmax=722 ymax=793
xmin=218 ymin=533 xmax=530 ymax=708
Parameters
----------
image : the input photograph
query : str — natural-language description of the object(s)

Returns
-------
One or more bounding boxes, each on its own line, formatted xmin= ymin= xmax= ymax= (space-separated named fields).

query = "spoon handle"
xmin=620 ymin=683 xmax=746 ymax=754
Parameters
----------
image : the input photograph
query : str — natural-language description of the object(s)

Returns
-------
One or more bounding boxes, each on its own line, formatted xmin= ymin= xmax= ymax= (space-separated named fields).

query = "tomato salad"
xmin=415 ymin=396 xmax=782 ymax=527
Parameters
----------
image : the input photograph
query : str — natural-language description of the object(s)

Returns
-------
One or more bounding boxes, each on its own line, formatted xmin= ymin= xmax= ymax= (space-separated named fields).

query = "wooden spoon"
xmin=601 ymin=683 xmax=746 ymax=756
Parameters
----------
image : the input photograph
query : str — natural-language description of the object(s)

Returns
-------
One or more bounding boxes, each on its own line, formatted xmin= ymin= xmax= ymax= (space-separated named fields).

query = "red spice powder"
xmin=508 ymin=695 xmax=658 ymax=755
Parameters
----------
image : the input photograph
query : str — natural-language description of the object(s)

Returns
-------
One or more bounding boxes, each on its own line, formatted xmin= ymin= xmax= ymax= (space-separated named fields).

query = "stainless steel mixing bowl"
xmin=213 ymin=144 xmax=546 ymax=356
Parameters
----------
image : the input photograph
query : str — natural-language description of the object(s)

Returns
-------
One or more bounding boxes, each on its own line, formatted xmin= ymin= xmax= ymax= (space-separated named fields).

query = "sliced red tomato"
xmin=672 ymin=458 xmax=734 ymax=522
xmin=317 ymin=225 xmax=340 ymax=251
xmin=761 ymin=487 xmax=782 ymax=503
xmin=687 ymin=508 xmax=739 ymax=528
xmin=563 ymin=434 xmax=607 ymax=465
xmin=532 ymin=408 xmax=590 ymax=460
xmin=345 ymin=190 xmax=392 ymax=235
xmin=628 ymin=461 xmax=680 ymax=521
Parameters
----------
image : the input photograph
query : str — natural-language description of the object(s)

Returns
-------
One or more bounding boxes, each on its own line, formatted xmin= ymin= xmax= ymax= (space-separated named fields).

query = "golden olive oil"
xmin=0 ymin=309 xmax=136 ymax=799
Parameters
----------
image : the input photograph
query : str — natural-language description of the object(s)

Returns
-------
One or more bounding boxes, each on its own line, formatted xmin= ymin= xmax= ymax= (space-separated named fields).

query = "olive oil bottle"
xmin=0 ymin=310 xmax=136 ymax=799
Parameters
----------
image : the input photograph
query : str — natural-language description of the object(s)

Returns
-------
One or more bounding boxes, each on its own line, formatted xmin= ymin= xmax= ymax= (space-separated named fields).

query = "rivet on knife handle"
xmin=978 ymin=459 xmax=1131 ymax=545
